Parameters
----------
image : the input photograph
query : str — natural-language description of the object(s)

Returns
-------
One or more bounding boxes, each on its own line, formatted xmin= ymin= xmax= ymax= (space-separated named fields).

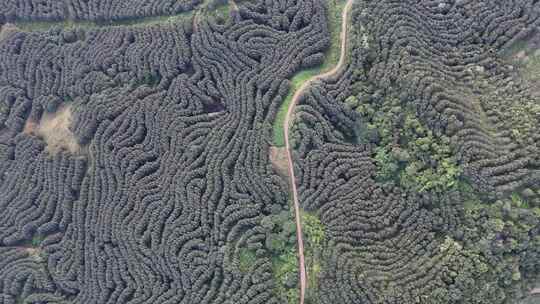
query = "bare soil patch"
xmin=23 ymin=119 xmax=38 ymax=135
xmin=0 ymin=23 xmax=18 ymax=42
xmin=269 ymin=146 xmax=289 ymax=178
xmin=36 ymin=105 xmax=81 ymax=154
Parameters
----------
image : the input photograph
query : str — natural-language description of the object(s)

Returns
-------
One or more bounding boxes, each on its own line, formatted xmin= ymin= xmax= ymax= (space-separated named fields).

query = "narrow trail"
xmin=283 ymin=1 xmax=354 ymax=303
xmin=8 ymin=1 xmax=218 ymax=32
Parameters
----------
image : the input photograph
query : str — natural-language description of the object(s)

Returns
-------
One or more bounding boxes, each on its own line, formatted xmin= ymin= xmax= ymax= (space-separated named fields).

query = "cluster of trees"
xmin=291 ymin=0 xmax=540 ymax=303
xmin=260 ymin=210 xmax=299 ymax=304
xmin=350 ymin=0 xmax=540 ymax=199
xmin=1 ymin=0 xmax=202 ymax=22
xmin=0 ymin=0 xmax=332 ymax=303
xmin=345 ymin=91 xmax=462 ymax=194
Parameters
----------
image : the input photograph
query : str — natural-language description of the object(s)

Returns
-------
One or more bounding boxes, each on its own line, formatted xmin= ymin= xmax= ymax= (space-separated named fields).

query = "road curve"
xmin=283 ymin=1 xmax=354 ymax=303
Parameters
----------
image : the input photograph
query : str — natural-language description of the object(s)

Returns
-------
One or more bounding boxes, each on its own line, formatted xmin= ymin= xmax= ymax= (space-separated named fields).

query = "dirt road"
xmin=283 ymin=1 xmax=354 ymax=303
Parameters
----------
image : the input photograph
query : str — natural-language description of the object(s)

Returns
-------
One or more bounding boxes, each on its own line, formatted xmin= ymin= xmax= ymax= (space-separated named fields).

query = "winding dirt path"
xmin=230 ymin=0 xmax=239 ymax=12
xmin=283 ymin=1 xmax=354 ymax=303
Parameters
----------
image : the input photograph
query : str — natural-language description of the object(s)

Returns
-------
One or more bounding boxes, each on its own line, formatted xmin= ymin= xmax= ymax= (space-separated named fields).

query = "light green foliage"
xmin=286 ymin=288 xmax=300 ymax=304
xmin=398 ymin=114 xmax=461 ymax=193
xmin=263 ymin=211 xmax=296 ymax=255
xmin=521 ymin=49 xmax=540 ymax=81
xmin=272 ymin=249 xmax=299 ymax=304
xmin=301 ymin=212 xmax=326 ymax=304
xmin=204 ymin=0 xmax=232 ymax=23
xmin=344 ymin=95 xmax=359 ymax=109
xmin=31 ymin=235 xmax=44 ymax=247
xmin=504 ymin=39 xmax=540 ymax=84
xmin=261 ymin=209 xmax=300 ymax=303
xmin=507 ymin=99 xmax=540 ymax=143
xmin=373 ymin=146 xmax=399 ymax=181
xmin=325 ymin=0 xmax=348 ymax=67
xmin=237 ymin=247 xmax=257 ymax=273
xmin=273 ymin=249 xmax=298 ymax=284
xmin=133 ymin=73 xmax=161 ymax=88
xmin=400 ymin=157 xmax=461 ymax=193
xmin=273 ymin=71 xmax=312 ymax=147
xmin=510 ymin=192 xmax=529 ymax=209
xmin=267 ymin=233 xmax=288 ymax=253
xmin=302 ymin=212 xmax=325 ymax=249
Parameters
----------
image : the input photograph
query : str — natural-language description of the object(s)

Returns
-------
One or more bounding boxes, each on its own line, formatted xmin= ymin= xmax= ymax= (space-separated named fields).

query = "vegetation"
xmin=272 ymin=249 xmax=300 ymax=304
xmin=2 ymin=0 xmax=203 ymax=24
xmin=520 ymin=50 xmax=540 ymax=84
xmin=273 ymin=71 xmax=314 ymax=147
xmin=273 ymin=0 xmax=347 ymax=147
xmin=237 ymin=247 xmax=257 ymax=273
xmin=13 ymin=11 xmax=195 ymax=32
xmin=302 ymin=212 xmax=326 ymax=303
xmin=2 ymin=0 xmax=540 ymax=303
xmin=0 ymin=0 xmax=330 ymax=303
xmin=10 ymin=0 xmax=235 ymax=32
xmin=259 ymin=209 xmax=300 ymax=304
xmin=499 ymin=43 xmax=540 ymax=143
xmin=352 ymin=94 xmax=462 ymax=193
xmin=302 ymin=212 xmax=325 ymax=249
xmin=30 ymin=235 xmax=43 ymax=247
xmin=290 ymin=0 xmax=540 ymax=303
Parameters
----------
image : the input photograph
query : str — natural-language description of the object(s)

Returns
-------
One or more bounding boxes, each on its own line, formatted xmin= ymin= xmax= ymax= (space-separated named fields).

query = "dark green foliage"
xmin=0 ymin=1 xmax=331 ymax=303
xmin=1 ymin=0 xmax=539 ymax=303
xmin=451 ymin=184 xmax=540 ymax=302
xmin=353 ymin=93 xmax=462 ymax=193
xmin=291 ymin=0 xmax=540 ymax=303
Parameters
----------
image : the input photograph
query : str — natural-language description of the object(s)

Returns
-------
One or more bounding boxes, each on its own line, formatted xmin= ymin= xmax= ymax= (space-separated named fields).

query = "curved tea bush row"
xmin=0 ymin=1 xmax=331 ymax=303
xmin=354 ymin=0 xmax=540 ymax=198
xmin=292 ymin=0 xmax=540 ymax=303
xmin=1 ymin=0 xmax=202 ymax=22
xmin=0 ymin=21 xmax=192 ymax=107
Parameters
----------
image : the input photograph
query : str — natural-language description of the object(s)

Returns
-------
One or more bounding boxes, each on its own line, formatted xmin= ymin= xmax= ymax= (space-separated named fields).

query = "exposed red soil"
xmin=23 ymin=105 xmax=81 ymax=154
xmin=269 ymin=146 xmax=289 ymax=178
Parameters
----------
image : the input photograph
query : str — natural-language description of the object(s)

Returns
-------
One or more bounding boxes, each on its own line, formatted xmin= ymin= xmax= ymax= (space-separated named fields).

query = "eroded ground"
xmin=0 ymin=23 xmax=17 ymax=42
xmin=23 ymin=105 xmax=81 ymax=154
xmin=270 ymin=146 xmax=289 ymax=178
